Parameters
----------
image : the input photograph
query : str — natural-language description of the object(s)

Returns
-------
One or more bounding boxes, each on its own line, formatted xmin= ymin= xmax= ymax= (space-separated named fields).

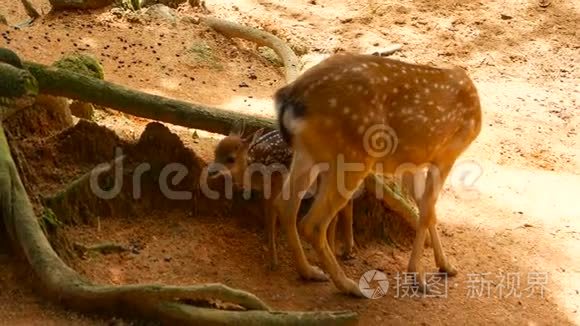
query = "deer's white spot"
xmin=404 ymin=83 xmax=410 ymax=89
xmin=383 ymin=76 xmax=389 ymax=82
xmin=343 ymin=107 xmax=351 ymax=114
xmin=357 ymin=125 xmax=365 ymax=134
xmin=329 ymin=98 xmax=337 ymax=108
xmin=393 ymin=87 xmax=399 ymax=94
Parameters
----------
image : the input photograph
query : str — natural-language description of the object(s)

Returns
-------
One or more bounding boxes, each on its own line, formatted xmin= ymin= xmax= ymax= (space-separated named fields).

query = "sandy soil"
xmin=1 ymin=0 xmax=579 ymax=325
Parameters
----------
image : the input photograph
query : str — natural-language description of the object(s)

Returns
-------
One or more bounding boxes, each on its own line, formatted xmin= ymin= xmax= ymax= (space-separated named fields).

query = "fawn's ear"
xmin=241 ymin=128 xmax=265 ymax=145
xmin=248 ymin=128 xmax=266 ymax=144
xmin=229 ymin=121 xmax=246 ymax=137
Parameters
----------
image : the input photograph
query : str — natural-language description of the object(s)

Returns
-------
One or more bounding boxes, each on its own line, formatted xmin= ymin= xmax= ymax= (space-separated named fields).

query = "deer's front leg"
xmin=274 ymin=153 xmax=328 ymax=282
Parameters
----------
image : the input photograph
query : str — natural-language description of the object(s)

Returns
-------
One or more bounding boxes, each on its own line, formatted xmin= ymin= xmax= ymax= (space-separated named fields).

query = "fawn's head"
xmin=207 ymin=123 xmax=265 ymax=183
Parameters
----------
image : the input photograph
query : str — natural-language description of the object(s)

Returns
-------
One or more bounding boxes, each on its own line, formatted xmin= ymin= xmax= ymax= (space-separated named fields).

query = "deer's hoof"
xmin=300 ymin=265 xmax=329 ymax=282
xmin=439 ymin=263 xmax=458 ymax=277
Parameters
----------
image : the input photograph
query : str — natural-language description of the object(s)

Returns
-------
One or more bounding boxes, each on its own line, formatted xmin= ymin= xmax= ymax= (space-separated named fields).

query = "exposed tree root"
xmin=0 ymin=123 xmax=358 ymax=325
xmin=48 ymin=0 xmax=115 ymax=10
xmin=73 ymin=242 xmax=129 ymax=255
xmin=200 ymin=16 xmax=301 ymax=82
xmin=0 ymin=61 xmax=38 ymax=120
xmin=20 ymin=0 xmax=40 ymax=20
xmin=370 ymin=44 xmax=402 ymax=57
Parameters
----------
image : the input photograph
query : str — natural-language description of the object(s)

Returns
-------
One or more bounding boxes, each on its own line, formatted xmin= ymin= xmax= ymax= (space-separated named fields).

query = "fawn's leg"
xmin=264 ymin=186 xmax=279 ymax=270
xmin=407 ymin=161 xmax=454 ymax=293
xmin=339 ymin=199 xmax=355 ymax=259
xmin=300 ymin=165 xmax=367 ymax=297
xmin=274 ymin=151 xmax=328 ymax=281
xmin=264 ymin=195 xmax=278 ymax=270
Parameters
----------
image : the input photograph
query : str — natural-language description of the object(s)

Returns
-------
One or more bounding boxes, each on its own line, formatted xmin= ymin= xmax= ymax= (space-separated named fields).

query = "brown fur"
xmin=273 ymin=53 xmax=482 ymax=296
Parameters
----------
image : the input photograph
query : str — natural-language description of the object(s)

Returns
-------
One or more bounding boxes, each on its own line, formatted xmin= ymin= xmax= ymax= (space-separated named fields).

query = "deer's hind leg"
xmin=338 ymin=199 xmax=355 ymax=259
xmin=407 ymin=160 xmax=456 ymax=294
xmin=401 ymin=170 xmax=432 ymax=248
xmin=299 ymin=163 xmax=369 ymax=297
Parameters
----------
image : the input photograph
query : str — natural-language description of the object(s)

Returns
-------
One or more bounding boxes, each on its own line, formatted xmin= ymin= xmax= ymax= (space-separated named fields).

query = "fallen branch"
xmin=23 ymin=61 xmax=274 ymax=135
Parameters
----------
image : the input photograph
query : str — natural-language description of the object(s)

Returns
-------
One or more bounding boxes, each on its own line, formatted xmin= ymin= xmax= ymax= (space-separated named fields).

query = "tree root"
xmin=48 ymin=0 xmax=116 ymax=10
xmin=0 ymin=61 xmax=38 ymax=120
xmin=200 ymin=16 xmax=300 ymax=82
xmin=20 ymin=0 xmax=40 ymax=20
xmin=370 ymin=44 xmax=402 ymax=57
xmin=73 ymin=242 xmax=129 ymax=255
xmin=0 ymin=123 xmax=358 ymax=324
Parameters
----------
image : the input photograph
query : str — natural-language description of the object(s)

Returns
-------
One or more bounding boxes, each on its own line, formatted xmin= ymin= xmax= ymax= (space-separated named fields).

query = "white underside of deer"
xmin=273 ymin=52 xmax=482 ymax=297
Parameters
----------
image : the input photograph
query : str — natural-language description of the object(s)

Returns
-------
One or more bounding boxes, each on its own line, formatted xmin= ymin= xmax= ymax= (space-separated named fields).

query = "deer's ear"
xmin=243 ymin=128 xmax=265 ymax=145
xmin=229 ymin=121 xmax=245 ymax=136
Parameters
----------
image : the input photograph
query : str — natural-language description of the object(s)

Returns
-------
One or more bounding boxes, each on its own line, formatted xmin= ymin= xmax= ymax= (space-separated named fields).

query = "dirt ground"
xmin=1 ymin=0 xmax=579 ymax=325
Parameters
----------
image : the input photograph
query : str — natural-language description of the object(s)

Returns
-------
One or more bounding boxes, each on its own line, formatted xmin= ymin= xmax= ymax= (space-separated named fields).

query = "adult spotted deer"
xmin=273 ymin=53 xmax=482 ymax=296
xmin=207 ymin=126 xmax=355 ymax=271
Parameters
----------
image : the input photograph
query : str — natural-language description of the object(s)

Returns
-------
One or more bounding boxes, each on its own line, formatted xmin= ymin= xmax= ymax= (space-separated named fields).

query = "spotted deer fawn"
xmin=207 ymin=126 xmax=356 ymax=271
xmin=273 ymin=53 xmax=482 ymax=296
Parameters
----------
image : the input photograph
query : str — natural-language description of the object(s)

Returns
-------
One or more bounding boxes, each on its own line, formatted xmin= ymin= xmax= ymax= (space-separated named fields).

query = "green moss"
xmin=257 ymin=47 xmax=283 ymax=67
xmin=53 ymin=53 xmax=104 ymax=80
xmin=187 ymin=41 xmax=223 ymax=70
